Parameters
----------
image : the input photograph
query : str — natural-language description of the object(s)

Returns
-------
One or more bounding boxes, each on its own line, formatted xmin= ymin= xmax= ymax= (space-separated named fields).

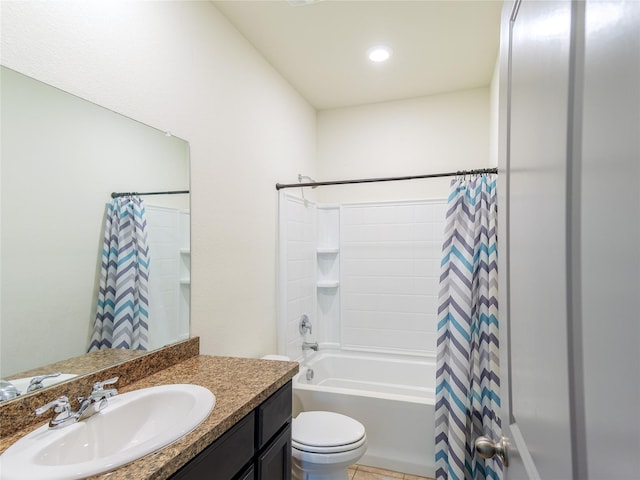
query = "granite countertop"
xmin=0 ymin=355 xmax=298 ymax=480
xmin=5 ymin=349 xmax=147 ymax=381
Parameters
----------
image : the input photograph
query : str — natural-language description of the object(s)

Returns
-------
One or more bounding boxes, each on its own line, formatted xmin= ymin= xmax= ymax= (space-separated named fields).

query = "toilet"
xmin=292 ymin=411 xmax=367 ymax=480
xmin=261 ymin=355 xmax=367 ymax=479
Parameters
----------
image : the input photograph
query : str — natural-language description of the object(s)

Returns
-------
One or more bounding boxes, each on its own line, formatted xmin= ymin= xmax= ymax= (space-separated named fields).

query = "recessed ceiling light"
xmin=367 ymin=45 xmax=392 ymax=63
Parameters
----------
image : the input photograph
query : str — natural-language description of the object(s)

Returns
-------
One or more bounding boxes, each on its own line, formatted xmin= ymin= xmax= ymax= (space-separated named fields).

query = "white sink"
xmin=0 ymin=384 xmax=215 ymax=480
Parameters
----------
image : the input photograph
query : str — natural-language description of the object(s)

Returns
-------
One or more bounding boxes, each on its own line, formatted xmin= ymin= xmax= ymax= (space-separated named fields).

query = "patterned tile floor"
xmin=348 ymin=464 xmax=435 ymax=480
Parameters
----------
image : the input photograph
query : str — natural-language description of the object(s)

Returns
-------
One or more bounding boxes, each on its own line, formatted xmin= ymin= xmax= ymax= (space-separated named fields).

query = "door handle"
xmin=475 ymin=436 xmax=509 ymax=466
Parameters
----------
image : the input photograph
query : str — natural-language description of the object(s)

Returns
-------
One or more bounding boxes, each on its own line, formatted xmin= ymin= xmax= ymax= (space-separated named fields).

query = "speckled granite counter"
xmin=5 ymin=348 xmax=148 ymax=381
xmin=0 ymin=355 xmax=298 ymax=480
xmin=1 ymin=338 xmax=200 ymax=436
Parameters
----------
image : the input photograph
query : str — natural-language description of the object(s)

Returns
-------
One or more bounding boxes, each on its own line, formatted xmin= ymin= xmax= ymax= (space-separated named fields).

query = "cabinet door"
xmin=257 ymin=382 xmax=292 ymax=449
xmin=257 ymin=423 xmax=292 ymax=480
xmin=169 ymin=413 xmax=255 ymax=480
xmin=238 ymin=465 xmax=255 ymax=480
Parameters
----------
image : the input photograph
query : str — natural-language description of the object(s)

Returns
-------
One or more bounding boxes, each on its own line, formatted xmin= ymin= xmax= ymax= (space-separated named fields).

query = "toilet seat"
xmin=292 ymin=435 xmax=367 ymax=454
xmin=292 ymin=411 xmax=366 ymax=454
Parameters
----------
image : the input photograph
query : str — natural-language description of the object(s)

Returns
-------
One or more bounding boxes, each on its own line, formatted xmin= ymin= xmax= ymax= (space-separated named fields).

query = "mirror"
xmin=0 ymin=66 xmax=191 ymax=387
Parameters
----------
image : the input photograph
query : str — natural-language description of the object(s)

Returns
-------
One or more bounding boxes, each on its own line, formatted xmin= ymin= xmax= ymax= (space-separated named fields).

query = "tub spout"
xmin=302 ymin=341 xmax=319 ymax=352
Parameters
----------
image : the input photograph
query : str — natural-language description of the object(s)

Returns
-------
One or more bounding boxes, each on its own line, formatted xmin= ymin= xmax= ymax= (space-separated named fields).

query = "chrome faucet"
xmin=35 ymin=396 xmax=75 ymax=429
xmin=27 ymin=372 xmax=62 ymax=393
xmin=35 ymin=376 xmax=119 ymax=429
xmin=0 ymin=372 xmax=63 ymax=401
xmin=299 ymin=314 xmax=312 ymax=335
xmin=302 ymin=341 xmax=319 ymax=352
xmin=0 ymin=380 xmax=20 ymax=401
xmin=76 ymin=377 xmax=119 ymax=421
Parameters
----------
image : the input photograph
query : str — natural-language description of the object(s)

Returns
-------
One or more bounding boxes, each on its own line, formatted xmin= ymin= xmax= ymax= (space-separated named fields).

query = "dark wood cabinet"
xmin=238 ymin=466 xmax=255 ymax=480
xmin=170 ymin=381 xmax=292 ymax=480
xmin=257 ymin=423 xmax=291 ymax=480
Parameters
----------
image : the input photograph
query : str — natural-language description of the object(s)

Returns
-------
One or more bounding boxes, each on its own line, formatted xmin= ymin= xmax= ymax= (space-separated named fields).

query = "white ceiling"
xmin=212 ymin=0 xmax=503 ymax=110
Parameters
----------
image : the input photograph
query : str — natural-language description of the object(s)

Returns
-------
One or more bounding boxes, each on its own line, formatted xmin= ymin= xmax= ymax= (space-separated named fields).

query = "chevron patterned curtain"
xmin=88 ymin=196 xmax=150 ymax=352
xmin=434 ymin=174 xmax=501 ymax=480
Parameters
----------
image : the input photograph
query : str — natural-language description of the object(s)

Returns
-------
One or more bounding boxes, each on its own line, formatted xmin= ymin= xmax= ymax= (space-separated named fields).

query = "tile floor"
xmin=347 ymin=464 xmax=435 ymax=480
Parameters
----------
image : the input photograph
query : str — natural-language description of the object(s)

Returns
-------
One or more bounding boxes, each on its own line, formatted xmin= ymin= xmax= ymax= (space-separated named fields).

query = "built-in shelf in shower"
xmin=179 ymin=249 xmax=190 ymax=286
xmin=315 ymin=205 xmax=340 ymax=347
xmin=317 ymin=247 xmax=339 ymax=254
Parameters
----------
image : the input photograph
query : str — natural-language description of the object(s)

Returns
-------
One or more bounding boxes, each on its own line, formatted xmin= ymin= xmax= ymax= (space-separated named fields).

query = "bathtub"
xmin=292 ymin=350 xmax=435 ymax=477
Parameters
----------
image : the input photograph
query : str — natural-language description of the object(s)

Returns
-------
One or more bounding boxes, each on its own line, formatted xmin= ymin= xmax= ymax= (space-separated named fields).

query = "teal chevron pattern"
xmin=88 ymin=196 xmax=150 ymax=352
xmin=434 ymin=175 xmax=502 ymax=480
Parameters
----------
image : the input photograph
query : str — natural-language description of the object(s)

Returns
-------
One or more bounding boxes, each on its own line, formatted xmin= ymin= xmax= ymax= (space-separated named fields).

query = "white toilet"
xmin=291 ymin=411 xmax=367 ymax=480
xmin=260 ymin=355 xmax=367 ymax=480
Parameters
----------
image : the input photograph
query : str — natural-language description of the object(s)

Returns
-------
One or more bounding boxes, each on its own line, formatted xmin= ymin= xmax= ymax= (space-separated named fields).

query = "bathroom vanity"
xmin=0 ymin=340 xmax=298 ymax=480
xmin=170 ymin=382 xmax=292 ymax=480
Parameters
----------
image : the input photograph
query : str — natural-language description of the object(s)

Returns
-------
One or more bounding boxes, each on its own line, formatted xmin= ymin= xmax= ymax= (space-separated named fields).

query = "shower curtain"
xmin=88 ymin=196 xmax=150 ymax=352
xmin=434 ymin=174 xmax=501 ymax=480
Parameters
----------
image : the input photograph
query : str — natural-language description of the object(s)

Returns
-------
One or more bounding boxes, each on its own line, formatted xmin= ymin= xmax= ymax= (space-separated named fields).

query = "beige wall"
xmin=0 ymin=1 xmax=316 ymax=359
xmin=1 ymin=2 xmax=493 ymax=364
xmin=315 ymin=87 xmax=492 ymax=203
xmin=490 ymin=56 xmax=500 ymax=166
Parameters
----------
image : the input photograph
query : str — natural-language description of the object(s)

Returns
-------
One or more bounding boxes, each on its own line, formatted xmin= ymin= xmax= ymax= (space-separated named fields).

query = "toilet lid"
xmin=292 ymin=411 xmax=366 ymax=448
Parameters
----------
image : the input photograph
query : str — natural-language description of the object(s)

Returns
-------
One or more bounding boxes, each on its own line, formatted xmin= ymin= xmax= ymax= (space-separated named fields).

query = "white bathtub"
xmin=292 ymin=350 xmax=435 ymax=477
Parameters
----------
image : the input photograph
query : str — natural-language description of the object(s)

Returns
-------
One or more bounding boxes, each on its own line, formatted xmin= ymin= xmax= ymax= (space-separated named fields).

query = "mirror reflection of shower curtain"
xmin=434 ymin=174 xmax=501 ymax=480
xmin=88 ymin=196 xmax=150 ymax=352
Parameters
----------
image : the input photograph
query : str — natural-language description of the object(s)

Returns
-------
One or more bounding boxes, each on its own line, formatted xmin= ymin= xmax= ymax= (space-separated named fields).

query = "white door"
xmin=497 ymin=1 xmax=640 ymax=479
xmin=499 ymin=0 xmax=575 ymax=477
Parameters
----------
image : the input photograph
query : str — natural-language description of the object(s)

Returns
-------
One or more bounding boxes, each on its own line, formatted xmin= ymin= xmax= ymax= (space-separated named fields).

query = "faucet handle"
xmin=299 ymin=314 xmax=312 ymax=335
xmin=36 ymin=396 xmax=77 ymax=429
xmin=35 ymin=396 xmax=71 ymax=416
xmin=92 ymin=376 xmax=119 ymax=392
xmin=92 ymin=388 xmax=118 ymax=400
xmin=27 ymin=372 xmax=62 ymax=392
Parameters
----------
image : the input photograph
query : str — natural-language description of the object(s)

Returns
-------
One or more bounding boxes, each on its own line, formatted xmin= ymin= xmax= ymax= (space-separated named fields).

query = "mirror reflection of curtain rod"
xmin=110 ymin=190 xmax=190 ymax=199
xmin=275 ymin=168 xmax=498 ymax=190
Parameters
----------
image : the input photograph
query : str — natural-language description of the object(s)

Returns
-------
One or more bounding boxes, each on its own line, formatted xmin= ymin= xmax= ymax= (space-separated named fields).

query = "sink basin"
xmin=8 ymin=373 xmax=78 ymax=395
xmin=0 ymin=384 xmax=215 ymax=480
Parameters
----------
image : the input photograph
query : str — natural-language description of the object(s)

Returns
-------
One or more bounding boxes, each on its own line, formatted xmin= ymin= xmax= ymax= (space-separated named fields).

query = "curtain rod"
xmin=275 ymin=167 xmax=497 ymax=190
xmin=110 ymin=189 xmax=189 ymax=199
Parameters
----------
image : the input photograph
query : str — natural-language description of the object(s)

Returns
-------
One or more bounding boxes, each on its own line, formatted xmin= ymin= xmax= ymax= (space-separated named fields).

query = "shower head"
xmin=298 ymin=174 xmax=318 ymax=189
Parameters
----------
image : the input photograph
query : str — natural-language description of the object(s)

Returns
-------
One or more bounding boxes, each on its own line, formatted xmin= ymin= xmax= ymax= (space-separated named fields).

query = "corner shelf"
xmin=179 ymin=249 xmax=191 ymax=286
xmin=317 ymin=247 xmax=339 ymax=254
xmin=315 ymin=206 xmax=340 ymax=346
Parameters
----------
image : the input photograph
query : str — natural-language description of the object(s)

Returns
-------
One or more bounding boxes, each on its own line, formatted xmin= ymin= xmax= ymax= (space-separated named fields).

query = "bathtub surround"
xmin=145 ymin=206 xmax=191 ymax=351
xmin=434 ymin=174 xmax=501 ymax=480
xmin=278 ymin=194 xmax=317 ymax=360
xmin=279 ymin=193 xmax=447 ymax=359
xmin=88 ymin=195 xmax=151 ymax=352
xmin=278 ymin=192 xmax=449 ymax=476
xmin=340 ymin=201 xmax=446 ymax=355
